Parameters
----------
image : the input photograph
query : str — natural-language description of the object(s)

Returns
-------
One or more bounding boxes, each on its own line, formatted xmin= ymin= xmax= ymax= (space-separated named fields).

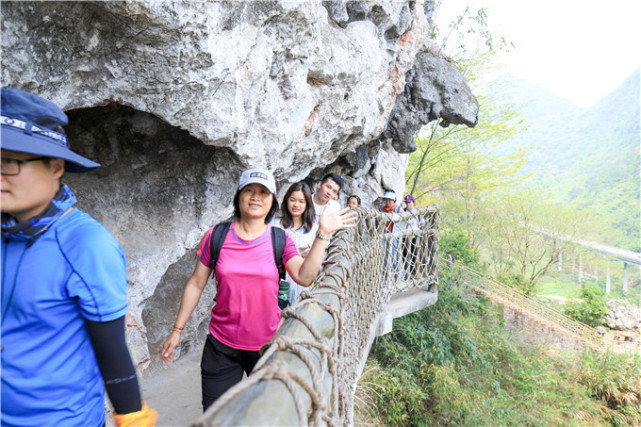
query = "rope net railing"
xmin=194 ymin=206 xmax=440 ymax=426
xmin=448 ymin=262 xmax=606 ymax=350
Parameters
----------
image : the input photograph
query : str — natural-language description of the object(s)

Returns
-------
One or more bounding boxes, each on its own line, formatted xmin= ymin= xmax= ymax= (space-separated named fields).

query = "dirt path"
xmin=106 ymin=352 xmax=203 ymax=427
xmin=142 ymin=353 xmax=203 ymax=426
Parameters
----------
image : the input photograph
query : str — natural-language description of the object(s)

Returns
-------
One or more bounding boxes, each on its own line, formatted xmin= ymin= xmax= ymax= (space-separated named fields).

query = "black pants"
xmin=403 ymin=236 xmax=418 ymax=277
xmin=200 ymin=334 xmax=261 ymax=411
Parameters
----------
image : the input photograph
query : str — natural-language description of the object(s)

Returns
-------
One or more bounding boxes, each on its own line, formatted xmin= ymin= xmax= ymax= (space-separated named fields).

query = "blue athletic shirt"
xmin=1 ymin=208 xmax=129 ymax=426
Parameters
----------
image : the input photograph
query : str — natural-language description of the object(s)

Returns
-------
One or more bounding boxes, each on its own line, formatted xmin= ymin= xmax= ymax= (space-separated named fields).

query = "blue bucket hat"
xmin=1 ymin=88 xmax=100 ymax=173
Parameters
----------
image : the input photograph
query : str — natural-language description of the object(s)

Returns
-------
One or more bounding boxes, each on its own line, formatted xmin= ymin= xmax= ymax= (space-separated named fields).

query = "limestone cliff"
xmin=1 ymin=0 xmax=478 ymax=371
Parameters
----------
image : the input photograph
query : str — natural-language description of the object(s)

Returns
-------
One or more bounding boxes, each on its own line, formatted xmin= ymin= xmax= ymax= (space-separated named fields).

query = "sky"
xmin=435 ymin=0 xmax=641 ymax=107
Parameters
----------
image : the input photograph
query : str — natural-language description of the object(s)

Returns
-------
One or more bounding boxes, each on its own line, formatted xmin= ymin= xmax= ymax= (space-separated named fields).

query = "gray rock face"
xmin=1 ymin=0 xmax=478 ymax=371
xmin=384 ymin=52 xmax=479 ymax=153
xmin=604 ymin=299 xmax=641 ymax=331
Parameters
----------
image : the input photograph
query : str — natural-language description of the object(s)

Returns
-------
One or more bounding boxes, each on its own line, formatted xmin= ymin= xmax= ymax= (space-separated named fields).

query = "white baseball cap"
xmin=238 ymin=168 xmax=276 ymax=195
xmin=382 ymin=190 xmax=396 ymax=201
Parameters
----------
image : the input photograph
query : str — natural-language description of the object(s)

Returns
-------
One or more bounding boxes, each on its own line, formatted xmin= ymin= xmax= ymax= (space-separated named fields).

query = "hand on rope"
xmin=112 ymin=402 xmax=158 ymax=427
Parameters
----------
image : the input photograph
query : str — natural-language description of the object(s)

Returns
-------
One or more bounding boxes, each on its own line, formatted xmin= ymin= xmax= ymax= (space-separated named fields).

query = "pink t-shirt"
xmin=197 ymin=222 xmax=299 ymax=351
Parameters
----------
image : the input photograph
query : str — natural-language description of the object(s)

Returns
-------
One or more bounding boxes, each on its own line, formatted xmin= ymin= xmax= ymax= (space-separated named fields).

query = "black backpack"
xmin=208 ymin=221 xmax=287 ymax=283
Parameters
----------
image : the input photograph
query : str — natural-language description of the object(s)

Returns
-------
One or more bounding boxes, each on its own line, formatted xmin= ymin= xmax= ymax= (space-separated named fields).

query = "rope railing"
xmin=192 ymin=206 xmax=440 ymax=426
xmin=449 ymin=262 xmax=606 ymax=350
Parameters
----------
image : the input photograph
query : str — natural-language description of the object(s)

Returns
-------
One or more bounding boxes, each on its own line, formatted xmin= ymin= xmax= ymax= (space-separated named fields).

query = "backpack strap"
xmin=271 ymin=226 xmax=287 ymax=282
xmin=209 ymin=221 xmax=232 ymax=272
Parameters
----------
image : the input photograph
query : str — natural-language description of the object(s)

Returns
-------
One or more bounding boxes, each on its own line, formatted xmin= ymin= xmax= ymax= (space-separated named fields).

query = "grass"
xmin=534 ymin=270 xmax=582 ymax=298
xmin=533 ymin=269 xmax=641 ymax=306
xmin=356 ymin=268 xmax=641 ymax=426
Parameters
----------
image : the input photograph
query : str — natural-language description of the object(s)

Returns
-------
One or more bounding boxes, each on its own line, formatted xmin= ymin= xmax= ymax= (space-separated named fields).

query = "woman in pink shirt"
xmin=161 ymin=168 xmax=356 ymax=410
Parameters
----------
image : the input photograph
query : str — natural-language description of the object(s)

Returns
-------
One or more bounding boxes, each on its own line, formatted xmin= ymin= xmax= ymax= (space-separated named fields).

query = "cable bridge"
xmin=193 ymin=206 xmax=441 ymax=426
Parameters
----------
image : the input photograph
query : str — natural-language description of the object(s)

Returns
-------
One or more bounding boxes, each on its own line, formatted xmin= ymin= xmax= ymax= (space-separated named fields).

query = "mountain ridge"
xmin=487 ymin=69 xmax=640 ymax=250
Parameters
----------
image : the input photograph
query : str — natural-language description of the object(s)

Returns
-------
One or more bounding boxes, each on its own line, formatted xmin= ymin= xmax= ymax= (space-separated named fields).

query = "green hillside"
xmin=359 ymin=267 xmax=641 ymax=426
xmin=487 ymin=70 xmax=640 ymax=250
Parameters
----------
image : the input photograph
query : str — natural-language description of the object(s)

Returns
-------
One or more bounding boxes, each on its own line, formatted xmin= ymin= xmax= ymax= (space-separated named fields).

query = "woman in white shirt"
xmin=273 ymin=181 xmax=318 ymax=303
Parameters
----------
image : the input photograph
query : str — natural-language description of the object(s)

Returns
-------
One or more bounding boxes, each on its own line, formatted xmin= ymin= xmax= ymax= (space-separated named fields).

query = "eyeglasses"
xmin=1 ymin=157 xmax=49 ymax=176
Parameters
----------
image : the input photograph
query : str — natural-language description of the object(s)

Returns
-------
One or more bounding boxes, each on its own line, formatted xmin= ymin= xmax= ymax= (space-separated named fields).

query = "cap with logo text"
xmin=238 ymin=168 xmax=277 ymax=195
xmin=1 ymin=88 xmax=100 ymax=173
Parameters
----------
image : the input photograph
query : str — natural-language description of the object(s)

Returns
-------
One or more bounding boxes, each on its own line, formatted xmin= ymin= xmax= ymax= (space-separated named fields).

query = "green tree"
xmin=485 ymin=189 xmax=609 ymax=294
xmin=408 ymin=7 xmax=527 ymax=252
xmin=407 ymin=87 xmax=529 ymax=252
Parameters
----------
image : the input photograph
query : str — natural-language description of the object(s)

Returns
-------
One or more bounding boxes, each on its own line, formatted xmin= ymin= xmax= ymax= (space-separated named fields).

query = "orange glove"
xmin=112 ymin=402 xmax=158 ymax=427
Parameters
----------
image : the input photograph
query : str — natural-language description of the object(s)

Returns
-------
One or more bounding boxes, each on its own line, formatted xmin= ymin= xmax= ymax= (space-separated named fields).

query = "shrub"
xmin=366 ymin=270 xmax=629 ymax=426
xmin=575 ymin=349 xmax=641 ymax=425
xmin=357 ymin=361 xmax=430 ymax=426
xmin=564 ymin=283 xmax=607 ymax=327
xmin=439 ymin=231 xmax=479 ymax=267
xmin=496 ymin=271 xmax=529 ymax=293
